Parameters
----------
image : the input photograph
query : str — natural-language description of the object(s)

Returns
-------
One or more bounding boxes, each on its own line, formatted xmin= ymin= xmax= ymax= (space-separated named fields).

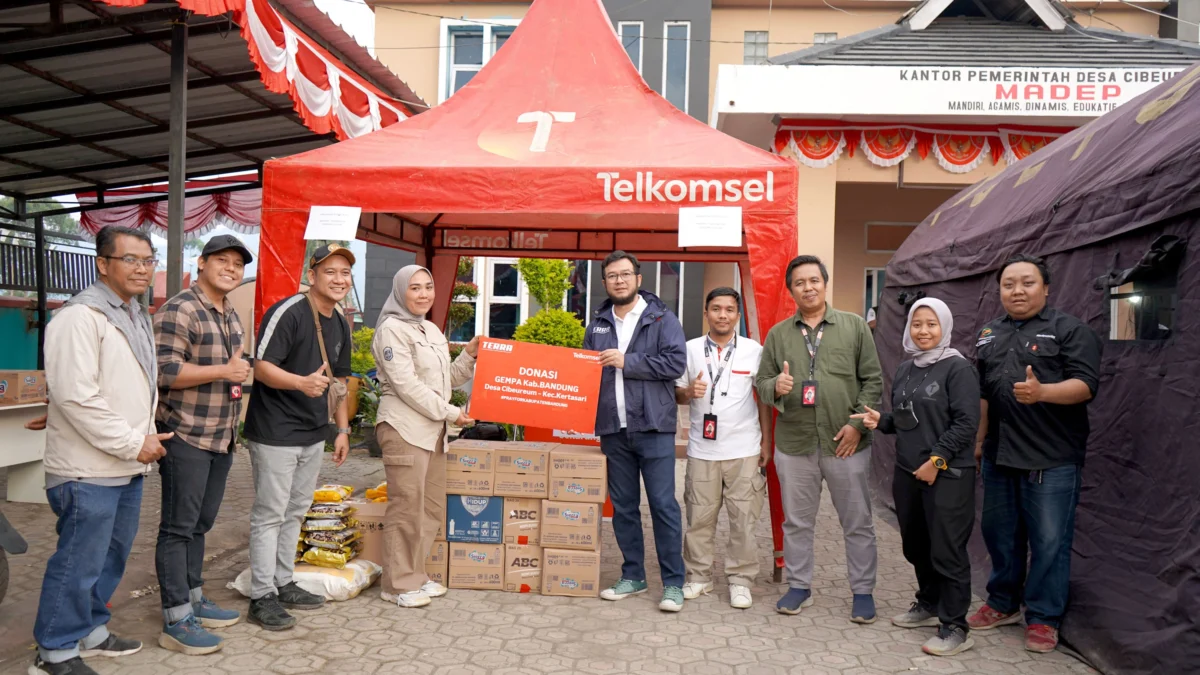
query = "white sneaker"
xmin=730 ymin=584 xmax=753 ymax=609
xmin=380 ymin=590 xmax=431 ymax=608
xmin=682 ymin=581 xmax=714 ymax=600
xmin=421 ymin=580 xmax=448 ymax=598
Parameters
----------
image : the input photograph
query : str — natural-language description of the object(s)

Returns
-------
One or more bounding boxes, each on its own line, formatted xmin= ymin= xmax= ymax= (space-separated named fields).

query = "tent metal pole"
xmin=34 ymin=213 xmax=48 ymax=369
xmin=166 ymin=17 xmax=188 ymax=299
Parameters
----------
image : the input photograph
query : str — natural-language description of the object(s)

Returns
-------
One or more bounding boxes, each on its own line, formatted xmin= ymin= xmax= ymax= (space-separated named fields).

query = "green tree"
xmin=517 ymin=258 xmax=571 ymax=310
xmin=447 ymin=257 xmax=478 ymax=341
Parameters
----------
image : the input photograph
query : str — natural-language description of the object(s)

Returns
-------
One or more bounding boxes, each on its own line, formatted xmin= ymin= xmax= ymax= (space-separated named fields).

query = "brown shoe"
xmin=1025 ymin=624 xmax=1058 ymax=653
xmin=967 ymin=604 xmax=1022 ymax=631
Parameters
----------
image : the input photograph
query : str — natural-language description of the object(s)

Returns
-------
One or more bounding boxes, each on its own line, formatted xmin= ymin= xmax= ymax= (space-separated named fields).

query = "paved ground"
xmin=0 ymin=448 xmax=1098 ymax=675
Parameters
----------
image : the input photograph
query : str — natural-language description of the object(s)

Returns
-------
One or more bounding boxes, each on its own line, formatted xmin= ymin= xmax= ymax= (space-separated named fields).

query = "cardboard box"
xmin=448 ymin=542 xmax=504 ymax=590
xmin=427 ymin=559 xmax=448 ymax=587
xmin=549 ymin=475 xmax=606 ymax=504
xmin=445 ymin=471 xmax=494 ymax=496
xmin=426 ymin=541 xmax=448 ymax=567
xmin=445 ymin=439 xmax=497 ymax=472
xmin=0 ymin=370 xmax=46 ymax=407
xmin=493 ymin=442 xmax=555 ymax=474
xmin=540 ymin=500 xmax=600 ymax=551
xmin=503 ymin=497 xmax=541 ymax=545
xmin=347 ymin=500 xmax=387 ymax=566
xmin=549 ymin=444 xmax=607 ymax=480
xmin=542 ymin=548 xmax=601 ymax=597
xmin=445 ymin=495 xmax=503 ymax=544
xmin=494 ymin=473 xmax=548 ymax=499
xmin=504 ymin=544 xmax=542 ymax=594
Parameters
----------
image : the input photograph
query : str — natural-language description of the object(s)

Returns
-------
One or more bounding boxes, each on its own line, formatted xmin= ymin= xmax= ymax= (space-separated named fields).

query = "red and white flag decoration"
xmin=97 ymin=0 xmax=411 ymax=141
xmin=776 ymin=124 xmax=1068 ymax=174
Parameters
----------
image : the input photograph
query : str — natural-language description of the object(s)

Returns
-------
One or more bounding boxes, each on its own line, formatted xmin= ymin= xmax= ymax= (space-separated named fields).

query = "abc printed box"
xmin=503 ymin=497 xmax=541 ymax=545
xmin=542 ymin=548 xmax=601 ymax=598
xmin=445 ymin=495 xmax=503 ymax=544
xmin=445 ymin=439 xmax=496 ymax=496
xmin=448 ymin=543 xmax=504 ymax=590
xmin=504 ymin=544 xmax=542 ymax=594
xmin=540 ymin=500 xmax=600 ymax=551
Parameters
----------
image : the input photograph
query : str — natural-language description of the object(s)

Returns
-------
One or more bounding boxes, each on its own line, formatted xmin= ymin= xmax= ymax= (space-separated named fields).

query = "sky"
xmin=315 ymin=0 xmax=377 ymax=55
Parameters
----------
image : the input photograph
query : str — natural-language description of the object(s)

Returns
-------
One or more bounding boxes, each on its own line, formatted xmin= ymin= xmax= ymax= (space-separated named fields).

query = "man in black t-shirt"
xmin=243 ymin=244 xmax=355 ymax=631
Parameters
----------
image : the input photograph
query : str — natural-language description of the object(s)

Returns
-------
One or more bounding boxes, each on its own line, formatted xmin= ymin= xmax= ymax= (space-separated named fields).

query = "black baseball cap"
xmin=201 ymin=234 xmax=254 ymax=264
xmin=309 ymin=243 xmax=357 ymax=268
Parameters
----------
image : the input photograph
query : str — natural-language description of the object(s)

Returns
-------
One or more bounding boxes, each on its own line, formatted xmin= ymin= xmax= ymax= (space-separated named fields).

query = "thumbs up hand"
xmin=1013 ymin=365 xmax=1042 ymax=405
xmin=689 ymin=371 xmax=709 ymax=400
xmin=775 ymin=361 xmax=794 ymax=398
xmin=224 ymin=344 xmax=251 ymax=383
xmin=299 ymin=363 xmax=331 ymax=398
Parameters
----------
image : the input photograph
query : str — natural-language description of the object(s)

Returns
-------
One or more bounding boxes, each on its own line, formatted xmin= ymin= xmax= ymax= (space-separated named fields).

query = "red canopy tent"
xmin=255 ymin=0 xmax=799 ymax=576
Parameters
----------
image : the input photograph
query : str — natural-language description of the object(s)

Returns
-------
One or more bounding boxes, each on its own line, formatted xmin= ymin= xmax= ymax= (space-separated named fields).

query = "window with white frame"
xmin=814 ymin=32 xmax=838 ymax=44
xmin=482 ymin=258 xmax=525 ymax=340
xmin=864 ymin=268 xmax=886 ymax=316
xmin=663 ymin=21 xmax=690 ymax=112
xmin=618 ymin=21 xmax=643 ymax=73
xmin=744 ymin=31 xmax=768 ymax=65
xmin=439 ymin=19 xmax=519 ymax=103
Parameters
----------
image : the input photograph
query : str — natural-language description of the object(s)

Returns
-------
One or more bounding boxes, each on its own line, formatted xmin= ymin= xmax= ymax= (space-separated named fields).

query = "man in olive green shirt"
xmin=756 ymin=255 xmax=883 ymax=622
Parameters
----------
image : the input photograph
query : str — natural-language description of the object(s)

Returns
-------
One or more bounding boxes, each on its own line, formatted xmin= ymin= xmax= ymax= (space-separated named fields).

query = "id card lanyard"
xmin=702 ymin=335 xmax=736 ymax=409
xmin=799 ymin=324 xmax=823 ymax=378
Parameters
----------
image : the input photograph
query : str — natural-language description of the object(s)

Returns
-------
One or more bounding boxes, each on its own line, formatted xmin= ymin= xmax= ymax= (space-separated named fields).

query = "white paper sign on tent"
xmin=678 ymin=206 xmax=742 ymax=248
xmin=304 ymin=206 xmax=362 ymax=240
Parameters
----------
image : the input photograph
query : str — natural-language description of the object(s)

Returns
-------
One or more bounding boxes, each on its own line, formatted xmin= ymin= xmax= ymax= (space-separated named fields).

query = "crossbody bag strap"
xmin=305 ymin=292 xmax=342 ymax=423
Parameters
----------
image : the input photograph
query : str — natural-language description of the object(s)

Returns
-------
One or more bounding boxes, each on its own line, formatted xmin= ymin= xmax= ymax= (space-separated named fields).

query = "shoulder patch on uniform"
xmin=980 ymin=327 xmax=993 ymax=338
xmin=976 ymin=336 xmax=995 ymax=347
xmin=383 ymin=347 xmax=393 ymax=361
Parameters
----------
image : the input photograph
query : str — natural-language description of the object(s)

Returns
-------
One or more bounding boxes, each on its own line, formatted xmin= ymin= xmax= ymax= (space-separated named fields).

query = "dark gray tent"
xmin=875 ymin=64 xmax=1200 ymax=675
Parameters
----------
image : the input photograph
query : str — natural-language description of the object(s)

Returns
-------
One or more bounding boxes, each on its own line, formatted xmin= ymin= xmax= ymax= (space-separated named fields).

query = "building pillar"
xmin=794 ymin=163 xmax=838 ymax=296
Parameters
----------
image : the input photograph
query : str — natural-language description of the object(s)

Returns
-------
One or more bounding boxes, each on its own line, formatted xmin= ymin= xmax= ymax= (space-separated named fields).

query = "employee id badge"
xmin=230 ymin=384 xmax=243 ymax=401
xmin=703 ymin=413 xmax=719 ymax=440
xmin=800 ymin=380 xmax=818 ymax=407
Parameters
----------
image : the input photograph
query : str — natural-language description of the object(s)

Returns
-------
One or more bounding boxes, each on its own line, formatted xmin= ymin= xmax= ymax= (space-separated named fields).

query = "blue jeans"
xmin=34 ymin=477 xmax=143 ymax=663
xmin=600 ymin=430 xmax=685 ymax=587
xmin=981 ymin=459 xmax=1082 ymax=628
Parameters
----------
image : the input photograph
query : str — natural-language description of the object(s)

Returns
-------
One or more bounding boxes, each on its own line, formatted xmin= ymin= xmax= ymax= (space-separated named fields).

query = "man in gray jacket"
xmin=30 ymin=226 xmax=173 ymax=675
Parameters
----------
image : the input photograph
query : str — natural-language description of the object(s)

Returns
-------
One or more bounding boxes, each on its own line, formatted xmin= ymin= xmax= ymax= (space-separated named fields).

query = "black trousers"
xmin=892 ymin=464 xmax=975 ymax=631
xmin=155 ymin=430 xmax=233 ymax=613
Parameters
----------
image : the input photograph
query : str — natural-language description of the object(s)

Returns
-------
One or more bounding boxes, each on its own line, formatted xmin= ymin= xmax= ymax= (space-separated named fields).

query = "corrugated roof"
xmin=771 ymin=17 xmax=1200 ymax=68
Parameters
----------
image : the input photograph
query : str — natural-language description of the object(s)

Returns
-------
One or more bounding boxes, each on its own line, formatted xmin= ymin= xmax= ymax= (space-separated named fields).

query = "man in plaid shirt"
xmin=152 ymin=235 xmax=254 ymax=656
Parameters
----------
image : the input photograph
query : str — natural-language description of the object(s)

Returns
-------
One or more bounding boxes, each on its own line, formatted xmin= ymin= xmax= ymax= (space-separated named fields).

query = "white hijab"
xmin=902 ymin=298 xmax=965 ymax=368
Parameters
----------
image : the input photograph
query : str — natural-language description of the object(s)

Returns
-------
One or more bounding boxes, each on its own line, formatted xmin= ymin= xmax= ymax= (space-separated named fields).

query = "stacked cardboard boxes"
xmin=440 ymin=440 xmax=606 ymax=597
xmin=0 ymin=370 xmax=46 ymax=407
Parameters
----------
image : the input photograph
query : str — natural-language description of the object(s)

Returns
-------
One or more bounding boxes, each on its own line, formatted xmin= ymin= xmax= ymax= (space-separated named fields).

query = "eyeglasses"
xmin=104 ymin=256 xmax=160 ymax=270
xmin=604 ymin=271 xmax=637 ymax=283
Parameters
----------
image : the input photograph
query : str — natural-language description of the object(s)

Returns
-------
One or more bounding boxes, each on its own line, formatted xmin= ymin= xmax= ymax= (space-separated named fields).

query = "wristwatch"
xmin=931 ymin=456 xmax=949 ymax=471
xmin=336 ymin=427 xmax=352 ymax=436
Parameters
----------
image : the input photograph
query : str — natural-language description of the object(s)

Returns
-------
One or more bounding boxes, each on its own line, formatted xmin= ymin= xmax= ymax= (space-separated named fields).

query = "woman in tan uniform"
xmin=372 ymin=265 xmax=478 ymax=607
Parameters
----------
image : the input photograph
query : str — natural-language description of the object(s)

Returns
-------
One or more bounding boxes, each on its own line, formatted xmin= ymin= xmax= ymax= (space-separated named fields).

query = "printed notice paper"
xmin=304 ymin=206 xmax=362 ymax=240
xmin=678 ymin=206 xmax=742 ymax=248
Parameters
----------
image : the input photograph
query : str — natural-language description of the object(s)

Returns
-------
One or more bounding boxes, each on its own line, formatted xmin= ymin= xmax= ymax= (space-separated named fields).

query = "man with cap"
xmin=242 ymin=243 xmax=355 ymax=631
xmin=152 ymin=234 xmax=254 ymax=654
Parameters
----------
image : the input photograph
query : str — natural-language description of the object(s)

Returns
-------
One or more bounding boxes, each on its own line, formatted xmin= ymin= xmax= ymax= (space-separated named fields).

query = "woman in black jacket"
xmin=854 ymin=298 xmax=980 ymax=657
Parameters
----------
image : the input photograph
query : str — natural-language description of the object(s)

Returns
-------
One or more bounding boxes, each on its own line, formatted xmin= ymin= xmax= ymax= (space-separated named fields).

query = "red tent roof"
xmin=256 ymin=0 xmax=798 ymax=338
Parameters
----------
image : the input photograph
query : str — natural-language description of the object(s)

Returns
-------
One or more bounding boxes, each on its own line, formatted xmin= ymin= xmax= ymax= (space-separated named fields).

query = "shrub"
xmin=517 ymin=259 xmax=572 ymax=310
xmin=350 ymin=326 xmax=375 ymax=375
xmin=512 ymin=308 xmax=585 ymax=348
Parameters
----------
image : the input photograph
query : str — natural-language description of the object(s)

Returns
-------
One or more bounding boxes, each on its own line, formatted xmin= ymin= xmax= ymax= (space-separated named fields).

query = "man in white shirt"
xmin=675 ymin=288 xmax=771 ymax=609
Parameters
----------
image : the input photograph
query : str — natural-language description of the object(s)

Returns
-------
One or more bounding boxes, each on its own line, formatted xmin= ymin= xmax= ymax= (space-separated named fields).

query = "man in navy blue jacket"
xmin=583 ymin=251 xmax=688 ymax=612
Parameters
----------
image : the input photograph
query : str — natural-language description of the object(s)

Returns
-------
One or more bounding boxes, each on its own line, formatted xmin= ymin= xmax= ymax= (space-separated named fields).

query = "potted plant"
xmin=356 ymin=375 xmax=383 ymax=457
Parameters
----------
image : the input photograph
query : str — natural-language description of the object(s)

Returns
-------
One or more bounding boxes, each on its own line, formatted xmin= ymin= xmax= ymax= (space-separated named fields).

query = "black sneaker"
xmin=276 ymin=581 xmax=325 ymax=610
xmin=248 ymin=593 xmax=298 ymax=631
xmin=79 ymin=634 xmax=142 ymax=658
xmin=28 ymin=656 xmax=99 ymax=675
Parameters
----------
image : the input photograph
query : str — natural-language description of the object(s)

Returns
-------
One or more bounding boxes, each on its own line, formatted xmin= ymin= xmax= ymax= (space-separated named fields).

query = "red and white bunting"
xmin=97 ymin=0 xmax=410 ymax=141
xmin=776 ymin=124 xmax=1068 ymax=173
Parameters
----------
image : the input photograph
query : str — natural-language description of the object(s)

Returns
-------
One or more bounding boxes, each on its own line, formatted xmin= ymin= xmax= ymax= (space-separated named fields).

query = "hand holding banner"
xmin=468 ymin=338 xmax=602 ymax=434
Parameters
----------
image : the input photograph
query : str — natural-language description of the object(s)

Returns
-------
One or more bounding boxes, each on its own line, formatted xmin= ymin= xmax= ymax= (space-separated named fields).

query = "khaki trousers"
xmin=683 ymin=455 xmax=766 ymax=587
xmin=378 ymin=423 xmax=446 ymax=594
